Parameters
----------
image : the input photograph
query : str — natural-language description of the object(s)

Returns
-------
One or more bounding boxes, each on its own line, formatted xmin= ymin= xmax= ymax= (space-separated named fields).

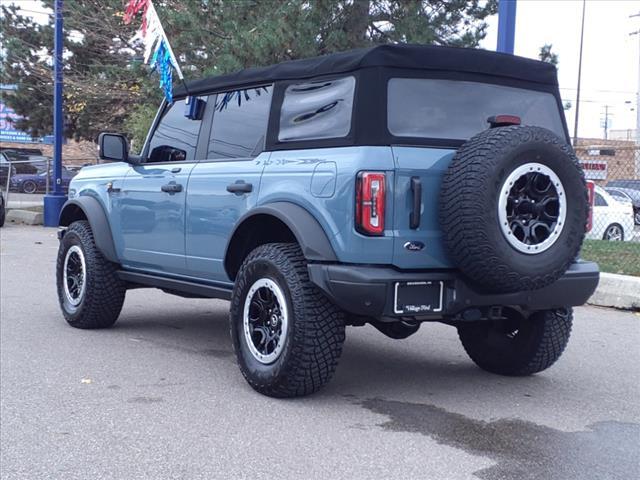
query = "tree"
xmin=2 ymin=0 xmax=498 ymax=145
xmin=538 ymin=43 xmax=558 ymax=66
xmin=537 ymin=43 xmax=568 ymax=110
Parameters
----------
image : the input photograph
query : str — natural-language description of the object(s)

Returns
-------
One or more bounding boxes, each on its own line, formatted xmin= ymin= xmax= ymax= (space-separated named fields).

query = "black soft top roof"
xmin=176 ymin=44 xmax=558 ymax=97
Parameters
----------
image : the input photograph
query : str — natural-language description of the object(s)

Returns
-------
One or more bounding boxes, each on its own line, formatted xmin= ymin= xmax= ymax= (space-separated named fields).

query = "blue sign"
xmin=0 ymin=89 xmax=43 ymax=143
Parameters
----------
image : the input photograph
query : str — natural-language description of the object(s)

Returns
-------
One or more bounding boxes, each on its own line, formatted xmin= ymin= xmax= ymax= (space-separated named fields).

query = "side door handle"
xmin=226 ymin=180 xmax=253 ymax=195
xmin=409 ymin=176 xmax=422 ymax=229
xmin=161 ymin=182 xmax=183 ymax=194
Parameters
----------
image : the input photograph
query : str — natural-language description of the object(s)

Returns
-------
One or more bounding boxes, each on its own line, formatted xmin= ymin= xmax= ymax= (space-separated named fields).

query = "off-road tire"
xmin=230 ymin=243 xmax=346 ymax=397
xmin=56 ymin=220 xmax=126 ymax=329
xmin=440 ymin=126 xmax=588 ymax=293
xmin=458 ymin=307 xmax=573 ymax=376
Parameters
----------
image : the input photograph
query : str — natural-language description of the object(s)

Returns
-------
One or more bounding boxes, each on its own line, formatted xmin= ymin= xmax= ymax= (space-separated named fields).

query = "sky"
xmin=480 ymin=0 xmax=640 ymax=140
xmin=9 ymin=0 xmax=640 ymax=140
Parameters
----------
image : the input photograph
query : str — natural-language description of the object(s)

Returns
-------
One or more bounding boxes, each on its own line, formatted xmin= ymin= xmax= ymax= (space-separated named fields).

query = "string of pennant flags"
xmin=124 ymin=0 xmax=183 ymax=103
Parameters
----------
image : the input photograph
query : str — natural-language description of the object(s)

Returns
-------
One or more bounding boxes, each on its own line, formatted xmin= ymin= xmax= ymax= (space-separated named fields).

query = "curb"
xmin=6 ymin=209 xmax=44 ymax=226
xmin=588 ymin=273 xmax=640 ymax=311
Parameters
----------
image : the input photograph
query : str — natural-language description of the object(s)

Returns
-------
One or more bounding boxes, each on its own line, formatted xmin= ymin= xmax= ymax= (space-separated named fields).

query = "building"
xmin=575 ymin=138 xmax=639 ymax=184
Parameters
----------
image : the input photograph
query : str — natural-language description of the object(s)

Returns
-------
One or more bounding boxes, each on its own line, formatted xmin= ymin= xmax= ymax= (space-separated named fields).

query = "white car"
xmin=587 ymin=185 xmax=635 ymax=241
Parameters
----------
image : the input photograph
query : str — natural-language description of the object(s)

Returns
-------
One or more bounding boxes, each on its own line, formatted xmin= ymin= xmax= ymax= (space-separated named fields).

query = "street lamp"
xmin=43 ymin=0 xmax=67 ymax=227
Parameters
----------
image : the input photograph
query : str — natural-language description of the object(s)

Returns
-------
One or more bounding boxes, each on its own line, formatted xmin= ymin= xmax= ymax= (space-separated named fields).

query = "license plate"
xmin=394 ymin=281 xmax=443 ymax=315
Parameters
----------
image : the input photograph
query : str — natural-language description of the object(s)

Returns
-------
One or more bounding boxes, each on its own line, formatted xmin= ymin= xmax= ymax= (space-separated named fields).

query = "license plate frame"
xmin=393 ymin=281 xmax=444 ymax=315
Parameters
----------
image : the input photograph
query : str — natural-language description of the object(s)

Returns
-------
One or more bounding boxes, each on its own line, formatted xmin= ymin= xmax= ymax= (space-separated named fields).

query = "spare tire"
xmin=439 ymin=125 xmax=588 ymax=293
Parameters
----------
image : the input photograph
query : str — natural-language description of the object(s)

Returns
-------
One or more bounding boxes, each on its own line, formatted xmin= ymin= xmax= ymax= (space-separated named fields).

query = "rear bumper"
xmin=308 ymin=261 xmax=600 ymax=319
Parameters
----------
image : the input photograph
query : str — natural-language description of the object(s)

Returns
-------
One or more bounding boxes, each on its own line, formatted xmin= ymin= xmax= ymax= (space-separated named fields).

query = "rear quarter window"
xmin=387 ymin=78 xmax=566 ymax=141
xmin=279 ymin=76 xmax=355 ymax=142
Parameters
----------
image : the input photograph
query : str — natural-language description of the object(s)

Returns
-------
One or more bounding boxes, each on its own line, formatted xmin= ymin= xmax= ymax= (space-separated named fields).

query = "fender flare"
xmin=224 ymin=202 xmax=337 ymax=276
xmin=59 ymin=197 xmax=118 ymax=263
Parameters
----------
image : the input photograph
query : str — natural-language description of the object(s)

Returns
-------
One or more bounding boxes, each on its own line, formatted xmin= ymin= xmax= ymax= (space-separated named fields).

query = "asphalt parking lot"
xmin=1 ymin=224 xmax=639 ymax=480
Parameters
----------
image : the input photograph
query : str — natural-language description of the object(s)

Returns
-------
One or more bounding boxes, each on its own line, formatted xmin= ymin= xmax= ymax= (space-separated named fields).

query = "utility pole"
xmin=43 ymin=0 xmax=67 ymax=227
xmin=573 ymin=0 xmax=586 ymax=146
xmin=630 ymin=12 xmax=640 ymax=175
xmin=601 ymin=105 xmax=613 ymax=140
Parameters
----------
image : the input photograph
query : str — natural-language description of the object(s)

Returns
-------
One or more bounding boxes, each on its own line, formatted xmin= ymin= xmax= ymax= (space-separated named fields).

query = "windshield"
xmin=387 ymin=78 xmax=566 ymax=142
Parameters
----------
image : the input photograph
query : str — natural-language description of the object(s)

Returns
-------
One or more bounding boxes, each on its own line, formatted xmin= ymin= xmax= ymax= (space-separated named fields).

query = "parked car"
xmin=9 ymin=166 xmax=76 ymax=194
xmin=0 ymin=190 xmax=5 ymax=227
xmin=587 ymin=185 xmax=635 ymax=241
xmin=0 ymin=151 xmax=40 ymax=187
xmin=605 ymin=186 xmax=640 ymax=225
xmin=0 ymin=147 xmax=43 ymax=158
xmin=55 ymin=44 xmax=598 ymax=397
xmin=607 ymin=179 xmax=640 ymax=190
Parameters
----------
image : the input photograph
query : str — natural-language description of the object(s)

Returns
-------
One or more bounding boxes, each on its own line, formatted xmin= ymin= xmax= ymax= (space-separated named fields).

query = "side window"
xmin=595 ymin=193 xmax=607 ymax=207
xmin=147 ymin=98 xmax=205 ymax=163
xmin=207 ymin=86 xmax=272 ymax=159
xmin=278 ymin=76 xmax=355 ymax=142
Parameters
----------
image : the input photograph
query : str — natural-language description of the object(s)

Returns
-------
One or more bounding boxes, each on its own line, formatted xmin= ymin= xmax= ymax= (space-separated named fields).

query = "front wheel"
xmin=56 ymin=220 xmax=126 ymax=329
xmin=22 ymin=180 xmax=38 ymax=194
xmin=603 ymin=223 xmax=624 ymax=241
xmin=457 ymin=307 xmax=573 ymax=376
xmin=230 ymin=243 xmax=345 ymax=397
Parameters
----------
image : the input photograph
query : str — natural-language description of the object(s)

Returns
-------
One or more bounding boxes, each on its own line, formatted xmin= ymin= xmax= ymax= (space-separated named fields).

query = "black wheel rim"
xmin=24 ymin=181 xmax=37 ymax=194
xmin=498 ymin=163 xmax=566 ymax=254
xmin=243 ymin=278 xmax=288 ymax=364
xmin=63 ymin=245 xmax=86 ymax=306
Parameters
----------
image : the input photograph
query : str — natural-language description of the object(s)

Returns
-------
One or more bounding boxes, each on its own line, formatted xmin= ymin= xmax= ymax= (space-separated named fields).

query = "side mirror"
xmin=99 ymin=133 xmax=131 ymax=163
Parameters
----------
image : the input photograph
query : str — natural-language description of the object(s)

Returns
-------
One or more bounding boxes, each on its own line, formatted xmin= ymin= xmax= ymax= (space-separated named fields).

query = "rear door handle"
xmin=226 ymin=181 xmax=253 ymax=195
xmin=409 ymin=176 xmax=422 ymax=229
xmin=161 ymin=183 xmax=183 ymax=194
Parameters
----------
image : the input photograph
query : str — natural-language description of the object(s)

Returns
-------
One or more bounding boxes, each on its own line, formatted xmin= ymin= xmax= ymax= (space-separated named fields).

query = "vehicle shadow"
xmin=111 ymin=298 xmax=552 ymax=400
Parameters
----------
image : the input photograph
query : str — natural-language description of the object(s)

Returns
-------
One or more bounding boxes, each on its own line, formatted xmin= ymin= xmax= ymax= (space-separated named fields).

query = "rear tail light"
xmin=355 ymin=172 xmax=386 ymax=236
xmin=586 ymin=180 xmax=595 ymax=232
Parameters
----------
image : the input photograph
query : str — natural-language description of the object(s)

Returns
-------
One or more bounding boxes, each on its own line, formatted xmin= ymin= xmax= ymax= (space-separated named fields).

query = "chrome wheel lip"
xmin=63 ymin=245 xmax=86 ymax=307
xmin=242 ymin=278 xmax=289 ymax=365
xmin=498 ymin=162 xmax=567 ymax=255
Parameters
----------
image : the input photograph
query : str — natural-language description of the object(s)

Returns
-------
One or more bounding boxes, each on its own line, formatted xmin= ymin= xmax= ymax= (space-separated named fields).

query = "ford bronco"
xmin=56 ymin=45 xmax=599 ymax=397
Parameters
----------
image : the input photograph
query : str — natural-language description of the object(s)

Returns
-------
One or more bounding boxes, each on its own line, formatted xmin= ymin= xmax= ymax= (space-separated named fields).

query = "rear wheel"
xmin=56 ymin=220 xmax=126 ymax=329
xmin=230 ymin=243 xmax=345 ymax=397
xmin=457 ymin=307 xmax=572 ymax=376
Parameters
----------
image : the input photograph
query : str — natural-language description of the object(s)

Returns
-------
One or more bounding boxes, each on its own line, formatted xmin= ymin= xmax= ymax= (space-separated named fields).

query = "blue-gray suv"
xmin=56 ymin=45 xmax=599 ymax=397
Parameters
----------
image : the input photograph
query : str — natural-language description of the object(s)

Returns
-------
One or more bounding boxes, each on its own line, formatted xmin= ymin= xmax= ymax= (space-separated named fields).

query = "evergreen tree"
xmin=1 ymin=0 xmax=497 ymax=144
xmin=538 ymin=43 xmax=558 ymax=66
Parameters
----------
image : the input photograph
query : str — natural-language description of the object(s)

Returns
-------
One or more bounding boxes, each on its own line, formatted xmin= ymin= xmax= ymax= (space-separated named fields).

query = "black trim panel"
xmin=308 ymin=261 xmax=600 ymax=319
xmin=224 ymin=202 xmax=338 ymax=278
xmin=58 ymin=197 xmax=118 ymax=263
xmin=118 ymin=270 xmax=232 ymax=300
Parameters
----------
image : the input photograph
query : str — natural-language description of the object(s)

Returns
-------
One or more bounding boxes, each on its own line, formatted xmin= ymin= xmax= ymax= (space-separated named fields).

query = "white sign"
xmin=580 ymin=159 xmax=608 ymax=180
